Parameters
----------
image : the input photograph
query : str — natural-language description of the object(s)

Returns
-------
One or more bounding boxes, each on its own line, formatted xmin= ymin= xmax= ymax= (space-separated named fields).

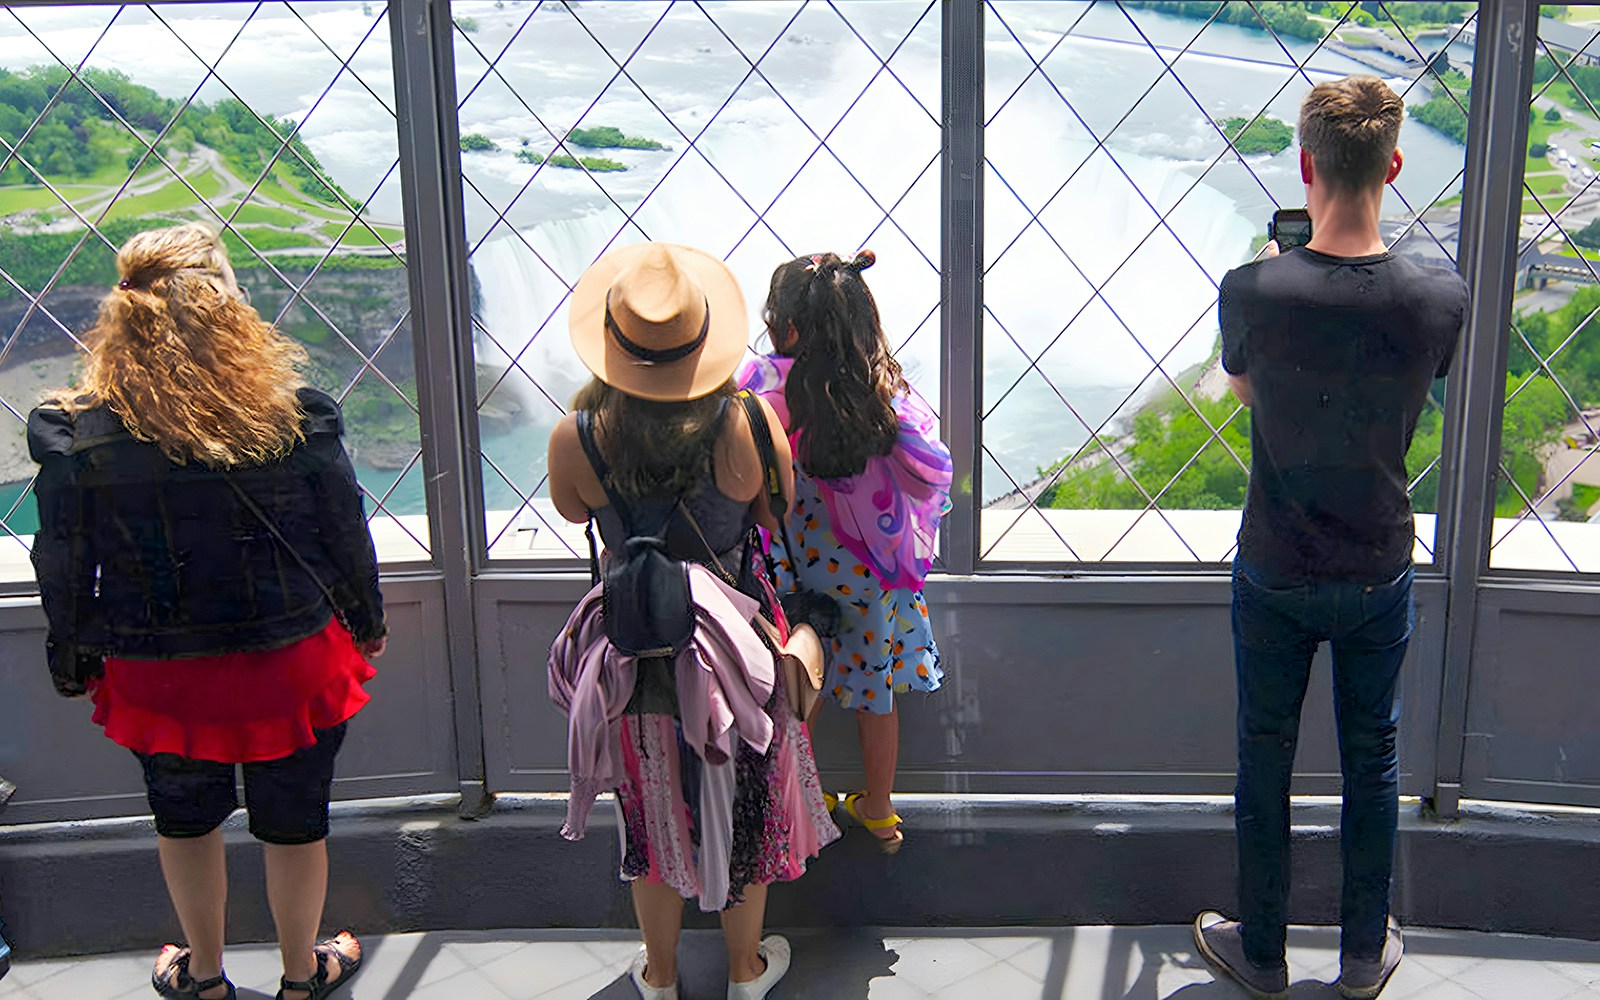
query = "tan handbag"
xmin=756 ymin=614 xmax=825 ymax=724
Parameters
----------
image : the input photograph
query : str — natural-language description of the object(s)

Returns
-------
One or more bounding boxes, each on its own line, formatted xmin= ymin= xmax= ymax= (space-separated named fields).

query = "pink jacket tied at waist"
xmin=737 ymin=354 xmax=953 ymax=590
xmin=548 ymin=563 xmax=776 ymax=840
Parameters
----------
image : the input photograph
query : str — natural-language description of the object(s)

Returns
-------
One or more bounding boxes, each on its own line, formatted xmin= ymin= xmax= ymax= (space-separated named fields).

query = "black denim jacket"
xmin=29 ymin=388 xmax=386 ymax=696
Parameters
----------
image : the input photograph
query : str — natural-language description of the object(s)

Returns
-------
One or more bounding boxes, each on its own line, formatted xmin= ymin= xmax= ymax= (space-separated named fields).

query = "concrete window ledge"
xmin=2 ymin=794 xmax=1597 ymax=960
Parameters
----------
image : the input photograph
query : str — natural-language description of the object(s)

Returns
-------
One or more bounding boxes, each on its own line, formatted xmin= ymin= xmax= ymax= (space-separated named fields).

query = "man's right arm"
xmin=1219 ymin=268 xmax=1252 ymax=406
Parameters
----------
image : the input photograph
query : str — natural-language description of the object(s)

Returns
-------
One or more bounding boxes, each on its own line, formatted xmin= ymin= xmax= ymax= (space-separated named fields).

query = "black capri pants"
xmin=134 ymin=723 xmax=347 ymax=845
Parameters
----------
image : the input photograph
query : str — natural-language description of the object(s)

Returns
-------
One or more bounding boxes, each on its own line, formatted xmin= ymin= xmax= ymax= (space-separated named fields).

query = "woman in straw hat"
xmin=548 ymin=242 xmax=839 ymax=1000
xmin=29 ymin=223 xmax=381 ymax=1000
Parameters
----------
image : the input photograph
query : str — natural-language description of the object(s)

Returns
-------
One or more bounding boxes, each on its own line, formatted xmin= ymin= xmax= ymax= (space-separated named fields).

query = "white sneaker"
xmin=727 ymin=935 xmax=791 ymax=1000
xmin=629 ymin=948 xmax=679 ymax=1000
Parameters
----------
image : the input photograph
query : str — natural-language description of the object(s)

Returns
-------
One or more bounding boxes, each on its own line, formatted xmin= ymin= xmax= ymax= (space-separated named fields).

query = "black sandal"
xmin=274 ymin=933 xmax=362 ymax=1000
xmin=151 ymin=946 xmax=236 ymax=1000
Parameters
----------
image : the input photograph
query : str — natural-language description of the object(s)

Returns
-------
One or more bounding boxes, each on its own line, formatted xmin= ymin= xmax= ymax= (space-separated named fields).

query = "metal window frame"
xmin=389 ymin=0 xmax=489 ymax=815
xmin=943 ymin=0 xmax=984 ymax=577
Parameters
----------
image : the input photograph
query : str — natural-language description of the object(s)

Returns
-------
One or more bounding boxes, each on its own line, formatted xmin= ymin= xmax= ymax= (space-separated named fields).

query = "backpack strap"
xmin=574 ymin=409 xmax=615 ymax=587
xmin=575 ymin=408 xmax=683 ymax=585
xmin=574 ymin=409 xmax=633 ymax=525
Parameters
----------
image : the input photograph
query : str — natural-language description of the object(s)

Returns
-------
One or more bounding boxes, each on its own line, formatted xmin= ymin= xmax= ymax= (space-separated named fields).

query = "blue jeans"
xmin=1232 ymin=560 xmax=1414 ymax=967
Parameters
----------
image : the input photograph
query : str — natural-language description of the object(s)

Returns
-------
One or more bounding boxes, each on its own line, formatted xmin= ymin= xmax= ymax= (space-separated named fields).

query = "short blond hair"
xmin=1298 ymin=75 xmax=1404 ymax=192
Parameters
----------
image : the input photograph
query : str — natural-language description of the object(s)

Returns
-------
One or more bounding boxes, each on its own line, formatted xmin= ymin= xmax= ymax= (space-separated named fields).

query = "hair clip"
xmin=805 ymin=254 xmax=824 ymax=273
xmin=117 ymin=279 xmax=135 ymax=290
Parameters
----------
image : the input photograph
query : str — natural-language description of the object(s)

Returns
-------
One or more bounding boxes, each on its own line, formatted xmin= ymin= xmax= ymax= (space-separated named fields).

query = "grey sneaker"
xmin=1192 ymin=912 xmax=1289 ymax=999
xmin=1337 ymin=918 xmax=1404 ymax=999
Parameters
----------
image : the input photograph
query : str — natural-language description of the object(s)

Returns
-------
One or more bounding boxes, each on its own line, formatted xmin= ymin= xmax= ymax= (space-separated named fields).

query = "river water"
xmin=0 ymin=0 xmax=1471 ymax=526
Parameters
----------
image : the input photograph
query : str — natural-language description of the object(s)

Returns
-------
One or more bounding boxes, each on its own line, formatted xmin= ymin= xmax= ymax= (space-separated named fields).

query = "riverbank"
xmin=986 ymin=349 xmax=1232 ymax=512
xmin=0 ymin=354 xmax=80 ymax=484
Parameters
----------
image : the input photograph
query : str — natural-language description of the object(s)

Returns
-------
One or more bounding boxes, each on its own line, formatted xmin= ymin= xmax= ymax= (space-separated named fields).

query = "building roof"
xmin=1539 ymin=16 xmax=1600 ymax=57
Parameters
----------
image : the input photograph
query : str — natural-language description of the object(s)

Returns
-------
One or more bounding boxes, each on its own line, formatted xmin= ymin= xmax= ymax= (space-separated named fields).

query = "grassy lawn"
xmin=1527 ymin=116 xmax=1574 ymax=171
xmin=259 ymin=175 xmax=350 ymax=220
xmin=230 ymin=202 xmax=305 ymax=227
xmin=0 ymin=184 xmax=100 ymax=216
xmin=1548 ymin=83 xmax=1595 ymax=116
xmin=1526 ymin=170 xmax=1570 ymax=196
xmin=101 ymin=175 xmax=215 ymax=222
xmin=1571 ymin=482 xmax=1600 ymax=516
xmin=1551 ymin=245 xmax=1600 ymax=263
xmin=234 ymin=226 xmax=321 ymax=250
xmin=1525 ymin=193 xmax=1575 ymax=214
xmin=189 ymin=168 xmax=225 ymax=201
xmin=319 ymin=221 xmax=404 ymax=247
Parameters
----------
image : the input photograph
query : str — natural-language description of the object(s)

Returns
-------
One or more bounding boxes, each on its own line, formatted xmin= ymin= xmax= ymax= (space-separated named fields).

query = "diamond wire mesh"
xmin=1488 ymin=11 xmax=1600 ymax=573
xmin=0 ymin=1 xmax=428 ymax=570
xmin=449 ymin=0 xmax=942 ymax=560
xmin=979 ymin=0 xmax=1475 ymax=566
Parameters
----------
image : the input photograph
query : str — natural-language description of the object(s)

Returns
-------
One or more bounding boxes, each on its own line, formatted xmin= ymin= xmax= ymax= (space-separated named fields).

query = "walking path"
xmin=8 ymin=924 xmax=1600 ymax=999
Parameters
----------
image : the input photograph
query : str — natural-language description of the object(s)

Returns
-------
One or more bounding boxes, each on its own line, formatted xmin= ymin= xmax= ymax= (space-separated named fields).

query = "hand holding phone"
xmin=1268 ymin=207 xmax=1312 ymax=251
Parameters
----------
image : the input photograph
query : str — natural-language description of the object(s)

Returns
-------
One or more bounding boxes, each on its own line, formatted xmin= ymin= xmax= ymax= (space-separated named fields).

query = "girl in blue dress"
xmin=739 ymin=250 xmax=952 ymax=852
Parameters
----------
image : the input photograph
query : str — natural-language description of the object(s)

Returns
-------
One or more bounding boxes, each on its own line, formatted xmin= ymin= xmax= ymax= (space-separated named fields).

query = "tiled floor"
xmin=7 ymin=924 xmax=1600 ymax=999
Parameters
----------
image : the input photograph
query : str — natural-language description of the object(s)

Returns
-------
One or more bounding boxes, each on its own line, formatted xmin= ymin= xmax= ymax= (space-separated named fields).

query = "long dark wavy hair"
xmin=572 ymin=376 xmax=735 ymax=499
xmin=765 ymin=250 xmax=904 ymax=480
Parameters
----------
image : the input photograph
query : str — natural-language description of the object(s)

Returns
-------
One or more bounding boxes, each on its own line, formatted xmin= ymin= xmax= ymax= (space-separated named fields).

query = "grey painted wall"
xmin=0 ymin=578 xmax=458 ymax=826
xmin=471 ymin=574 xmax=1447 ymax=798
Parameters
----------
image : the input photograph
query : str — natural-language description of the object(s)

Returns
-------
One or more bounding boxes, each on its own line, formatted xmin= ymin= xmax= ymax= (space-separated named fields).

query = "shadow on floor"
xmin=354 ymin=927 xmax=900 ymax=1000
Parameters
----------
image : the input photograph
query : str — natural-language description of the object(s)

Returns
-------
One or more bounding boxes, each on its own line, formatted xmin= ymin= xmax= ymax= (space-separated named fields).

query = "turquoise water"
xmin=0 ymin=458 xmax=444 ymax=541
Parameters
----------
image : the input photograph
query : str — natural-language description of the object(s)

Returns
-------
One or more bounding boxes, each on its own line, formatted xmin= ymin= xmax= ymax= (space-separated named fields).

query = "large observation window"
xmin=0 ymin=0 xmax=421 ymax=582
xmin=978 ymin=0 xmax=1474 ymax=566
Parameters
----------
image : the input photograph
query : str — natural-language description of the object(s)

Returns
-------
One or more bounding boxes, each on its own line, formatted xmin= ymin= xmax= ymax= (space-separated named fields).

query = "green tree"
xmin=1043 ymin=394 xmax=1250 ymax=510
xmin=1497 ymin=374 xmax=1570 ymax=515
xmin=1410 ymin=70 xmax=1471 ymax=144
xmin=1220 ymin=116 xmax=1294 ymax=156
xmin=1546 ymin=106 xmax=1564 ymax=123
xmin=1574 ymin=218 xmax=1600 ymax=250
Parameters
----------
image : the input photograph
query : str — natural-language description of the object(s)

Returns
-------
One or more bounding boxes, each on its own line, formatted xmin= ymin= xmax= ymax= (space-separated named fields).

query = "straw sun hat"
xmin=569 ymin=242 xmax=748 ymax=401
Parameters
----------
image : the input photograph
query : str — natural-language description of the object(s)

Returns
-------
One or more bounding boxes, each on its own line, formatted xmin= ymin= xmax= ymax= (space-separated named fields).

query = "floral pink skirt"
xmin=614 ymin=675 xmax=839 ymax=911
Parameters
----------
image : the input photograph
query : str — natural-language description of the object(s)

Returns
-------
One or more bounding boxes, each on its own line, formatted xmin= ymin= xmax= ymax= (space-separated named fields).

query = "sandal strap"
xmin=155 ymin=949 xmax=232 ymax=998
xmin=280 ymin=935 xmax=360 ymax=995
xmin=843 ymin=793 xmax=903 ymax=831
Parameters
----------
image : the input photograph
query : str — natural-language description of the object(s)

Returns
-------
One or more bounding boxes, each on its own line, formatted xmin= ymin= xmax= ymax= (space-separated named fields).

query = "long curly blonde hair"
xmin=54 ymin=223 xmax=309 ymax=468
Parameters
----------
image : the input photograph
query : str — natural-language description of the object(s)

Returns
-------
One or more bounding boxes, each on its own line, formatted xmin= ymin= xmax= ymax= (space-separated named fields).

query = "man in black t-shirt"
xmin=1192 ymin=77 xmax=1468 ymax=1000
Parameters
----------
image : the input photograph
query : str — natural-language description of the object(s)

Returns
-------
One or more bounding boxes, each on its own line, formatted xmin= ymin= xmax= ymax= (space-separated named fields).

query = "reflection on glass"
xmin=1491 ymin=7 xmax=1600 ymax=572
xmin=981 ymin=0 xmax=1473 ymax=564
xmin=0 ymin=1 xmax=421 ymax=568
xmin=452 ymin=0 xmax=943 ymax=559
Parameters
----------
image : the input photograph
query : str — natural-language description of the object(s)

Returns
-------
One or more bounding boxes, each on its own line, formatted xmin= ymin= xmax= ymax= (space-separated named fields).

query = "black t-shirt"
xmin=1220 ymin=248 xmax=1468 ymax=583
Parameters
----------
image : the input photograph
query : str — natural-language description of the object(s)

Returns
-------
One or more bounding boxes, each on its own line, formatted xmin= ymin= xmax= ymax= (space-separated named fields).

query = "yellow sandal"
xmin=841 ymin=792 xmax=904 ymax=855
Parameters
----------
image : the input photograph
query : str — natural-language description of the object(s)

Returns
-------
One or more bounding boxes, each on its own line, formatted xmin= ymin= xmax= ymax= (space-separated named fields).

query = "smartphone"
xmin=1268 ymin=208 xmax=1312 ymax=251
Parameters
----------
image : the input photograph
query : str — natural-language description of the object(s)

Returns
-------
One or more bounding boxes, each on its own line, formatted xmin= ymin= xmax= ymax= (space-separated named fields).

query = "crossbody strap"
xmin=736 ymin=391 xmax=799 ymax=593
xmin=222 ymin=472 xmax=343 ymax=617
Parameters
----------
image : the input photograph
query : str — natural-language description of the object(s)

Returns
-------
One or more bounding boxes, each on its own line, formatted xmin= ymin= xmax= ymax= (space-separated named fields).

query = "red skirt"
xmin=90 ymin=619 xmax=376 ymax=764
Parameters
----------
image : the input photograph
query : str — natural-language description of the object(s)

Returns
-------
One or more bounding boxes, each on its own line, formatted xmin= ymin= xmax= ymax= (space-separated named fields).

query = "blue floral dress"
xmin=774 ymin=470 xmax=942 ymax=714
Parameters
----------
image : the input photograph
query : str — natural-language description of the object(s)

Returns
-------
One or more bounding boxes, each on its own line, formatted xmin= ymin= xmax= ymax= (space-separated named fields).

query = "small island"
xmin=1219 ymin=115 xmax=1294 ymax=156
xmin=459 ymin=132 xmax=498 ymax=152
xmin=566 ymin=125 xmax=671 ymax=151
xmin=516 ymin=149 xmax=628 ymax=172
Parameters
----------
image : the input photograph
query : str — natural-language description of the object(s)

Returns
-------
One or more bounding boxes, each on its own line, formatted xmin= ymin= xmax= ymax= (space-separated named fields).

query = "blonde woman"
xmin=29 ymin=223 xmax=384 ymax=1000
